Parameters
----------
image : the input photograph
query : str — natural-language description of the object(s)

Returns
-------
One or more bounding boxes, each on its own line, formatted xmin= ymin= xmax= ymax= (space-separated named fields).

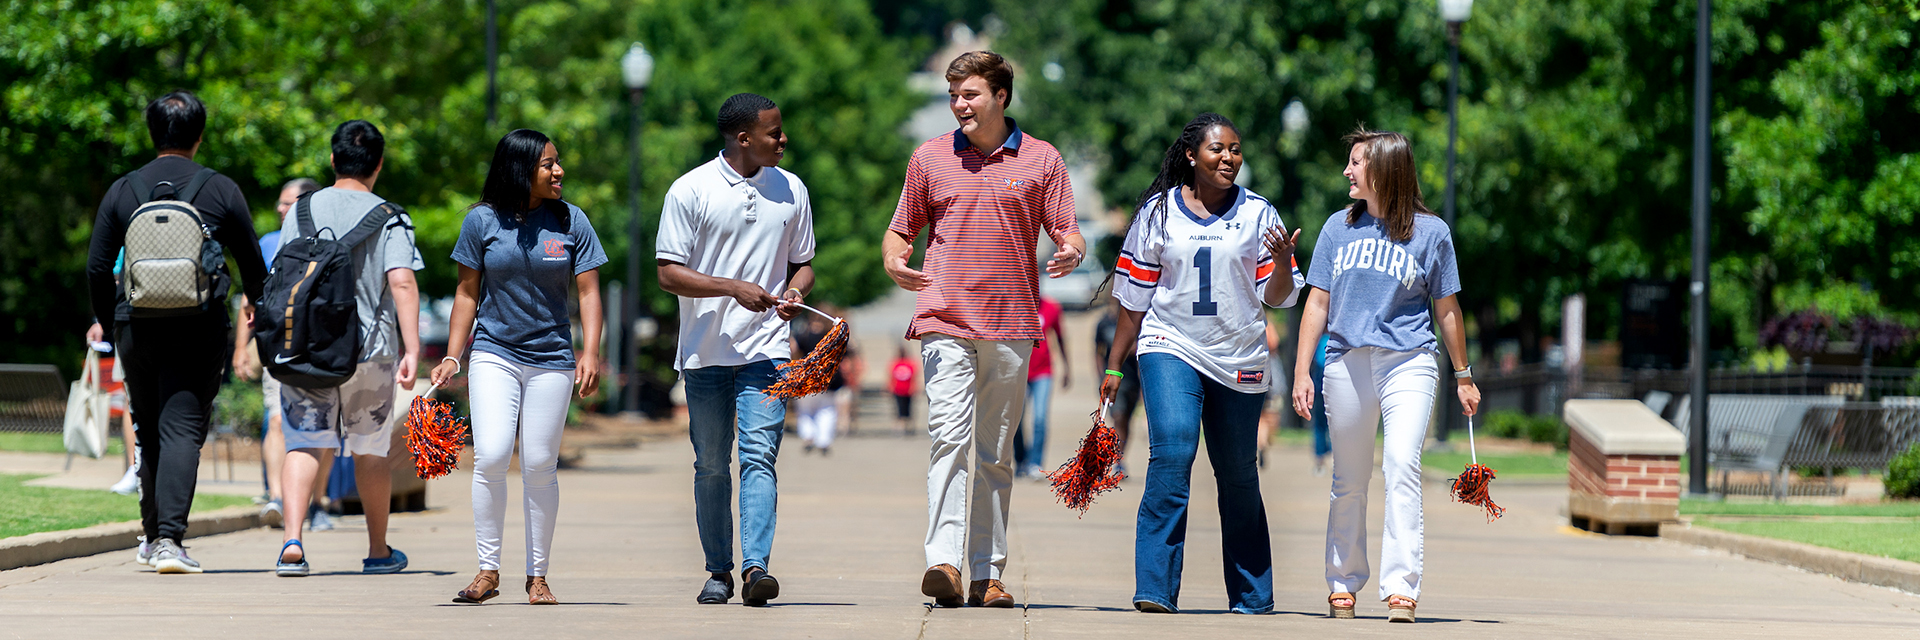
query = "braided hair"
xmin=1098 ymin=112 xmax=1240 ymax=295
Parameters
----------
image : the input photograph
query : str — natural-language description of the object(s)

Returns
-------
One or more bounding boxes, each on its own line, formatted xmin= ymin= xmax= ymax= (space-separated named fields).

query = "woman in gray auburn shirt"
xmin=430 ymin=129 xmax=607 ymax=606
xmin=1291 ymin=128 xmax=1480 ymax=623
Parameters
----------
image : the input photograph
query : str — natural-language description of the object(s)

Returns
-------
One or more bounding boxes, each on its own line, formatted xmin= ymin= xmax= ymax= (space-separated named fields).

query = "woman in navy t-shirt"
xmin=430 ymin=129 xmax=607 ymax=606
xmin=1292 ymin=128 xmax=1480 ymax=623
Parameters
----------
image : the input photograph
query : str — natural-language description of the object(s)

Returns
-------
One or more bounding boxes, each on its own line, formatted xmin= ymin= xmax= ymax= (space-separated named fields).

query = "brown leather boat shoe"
xmin=967 ymin=579 xmax=1015 ymax=608
xmin=920 ymin=564 xmax=963 ymax=608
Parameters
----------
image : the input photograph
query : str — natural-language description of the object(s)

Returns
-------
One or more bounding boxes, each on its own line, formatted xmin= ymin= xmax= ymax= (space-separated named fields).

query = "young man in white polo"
xmin=656 ymin=93 xmax=816 ymax=607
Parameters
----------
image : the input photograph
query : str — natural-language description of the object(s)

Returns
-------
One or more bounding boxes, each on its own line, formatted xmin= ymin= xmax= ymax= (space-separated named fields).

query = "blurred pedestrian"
xmin=1014 ymin=296 xmax=1069 ymax=478
xmin=1092 ymin=296 xmax=1139 ymax=475
xmin=792 ymin=312 xmax=842 ymax=455
xmin=889 ymin=344 xmax=917 ymax=436
xmin=1292 ymin=127 xmax=1480 ymax=623
xmin=433 ymin=128 xmax=606 ymax=605
xmin=1101 ymin=112 xmax=1303 ymax=614
xmin=86 ymin=90 xmax=269 ymax=574
xmin=656 ymin=93 xmax=814 ymax=607
xmin=882 ymin=51 xmax=1084 ymax=608
xmin=234 ymin=177 xmax=328 ymax=528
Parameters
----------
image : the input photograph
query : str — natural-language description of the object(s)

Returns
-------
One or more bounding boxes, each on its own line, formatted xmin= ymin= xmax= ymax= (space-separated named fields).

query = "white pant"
xmin=469 ymin=351 xmax=575 ymax=576
xmin=1322 ymin=347 xmax=1437 ymax=601
xmin=795 ymin=393 xmax=837 ymax=450
xmin=921 ymin=334 xmax=1031 ymax=580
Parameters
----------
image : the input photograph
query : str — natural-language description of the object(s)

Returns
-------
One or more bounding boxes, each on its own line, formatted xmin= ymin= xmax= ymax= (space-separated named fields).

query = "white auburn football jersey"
xmin=1115 ymin=186 xmax=1304 ymax=394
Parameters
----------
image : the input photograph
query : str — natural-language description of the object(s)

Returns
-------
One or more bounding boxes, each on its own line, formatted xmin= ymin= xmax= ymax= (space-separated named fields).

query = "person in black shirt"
xmin=84 ymin=90 xmax=268 ymax=574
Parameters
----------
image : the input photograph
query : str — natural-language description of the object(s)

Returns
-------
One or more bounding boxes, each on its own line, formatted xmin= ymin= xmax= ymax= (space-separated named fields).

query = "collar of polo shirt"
xmin=716 ymin=150 xmax=768 ymax=186
xmin=953 ymin=117 xmax=1025 ymax=156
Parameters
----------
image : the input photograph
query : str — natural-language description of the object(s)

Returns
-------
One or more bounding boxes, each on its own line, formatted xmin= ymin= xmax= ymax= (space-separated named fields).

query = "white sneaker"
xmin=110 ymin=467 xmax=140 ymax=495
xmin=135 ymin=536 xmax=152 ymax=566
xmin=308 ymin=510 xmax=334 ymax=532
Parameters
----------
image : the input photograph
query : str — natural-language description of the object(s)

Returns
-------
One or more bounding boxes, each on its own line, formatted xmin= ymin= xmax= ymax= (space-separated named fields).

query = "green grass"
xmin=0 ymin=432 xmax=125 ymax=455
xmin=0 ymin=474 xmax=253 ymax=539
xmin=1680 ymin=499 xmax=1920 ymax=518
xmin=1423 ymin=451 xmax=1568 ymax=477
xmin=1693 ymin=520 xmax=1920 ymax=563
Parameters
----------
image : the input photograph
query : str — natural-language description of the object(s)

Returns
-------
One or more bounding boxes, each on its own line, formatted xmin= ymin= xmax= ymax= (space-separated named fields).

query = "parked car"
xmin=1040 ymin=255 xmax=1107 ymax=311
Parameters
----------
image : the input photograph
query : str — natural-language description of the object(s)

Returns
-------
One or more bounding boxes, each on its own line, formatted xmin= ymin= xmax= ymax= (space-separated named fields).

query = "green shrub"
xmin=1907 ymin=371 xmax=1920 ymax=396
xmin=1528 ymin=415 xmax=1571 ymax=450
xmin=1887 ymin=443 xmax=1920 ymax=499
xmin=1484 ymin=411 xmax=1530 ymax=439
xmin=213 ymin=381 xmax=266 ymax=439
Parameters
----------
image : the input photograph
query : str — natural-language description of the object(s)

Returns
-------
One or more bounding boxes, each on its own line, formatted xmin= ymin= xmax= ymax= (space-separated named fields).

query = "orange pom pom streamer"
xmin=1448 ymin=463 xmax=1505 ymax=522
xmin=767 ymin=315 xmax=850 ymax=401
xmin=1046 ymin=405 xmax=1126 ymax=516
xmin=404 ymin=395 xmax=469 ymax=480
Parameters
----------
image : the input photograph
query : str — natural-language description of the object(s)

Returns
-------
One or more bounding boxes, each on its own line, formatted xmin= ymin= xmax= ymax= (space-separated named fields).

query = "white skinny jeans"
xmin=469 ymin=351 xmax=575 ymax=576
xmin=1322 ymin=347 xmax=1437 ymax=601
xmin=795 ymin=393 xmax=837 ymax=450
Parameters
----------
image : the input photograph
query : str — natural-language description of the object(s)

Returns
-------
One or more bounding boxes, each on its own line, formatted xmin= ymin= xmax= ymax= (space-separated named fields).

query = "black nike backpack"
xmin=254 ymin=194 xmax=401 ymax=388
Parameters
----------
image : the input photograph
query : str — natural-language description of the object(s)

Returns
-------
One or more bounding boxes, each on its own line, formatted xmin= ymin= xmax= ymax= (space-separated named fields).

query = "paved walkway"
xmin=6 ymin=319 xmax=1920 ymax=637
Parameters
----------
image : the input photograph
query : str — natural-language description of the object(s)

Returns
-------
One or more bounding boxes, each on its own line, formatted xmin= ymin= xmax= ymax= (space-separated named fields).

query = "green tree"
xmin=0 ymin=0 xmax=919 ymax=378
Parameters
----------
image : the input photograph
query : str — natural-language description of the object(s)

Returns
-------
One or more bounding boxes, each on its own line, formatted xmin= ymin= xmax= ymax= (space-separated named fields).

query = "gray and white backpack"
xmin=122 ymin=168 xmax=228 ymax=317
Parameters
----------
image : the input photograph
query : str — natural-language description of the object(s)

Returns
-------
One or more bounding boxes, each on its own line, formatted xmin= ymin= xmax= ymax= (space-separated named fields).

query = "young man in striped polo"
xmin=882 ymin=50 xmax=1087 ymax=608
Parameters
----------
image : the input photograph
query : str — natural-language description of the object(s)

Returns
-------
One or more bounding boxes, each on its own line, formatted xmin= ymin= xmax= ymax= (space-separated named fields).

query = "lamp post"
xmin=1688 ymin=0 xmax=1712 ymax=495
xmin=1438 ymin=0 xmax=1472 ymax=442
xmin=621 ymin=42 xmax=654 ymax=415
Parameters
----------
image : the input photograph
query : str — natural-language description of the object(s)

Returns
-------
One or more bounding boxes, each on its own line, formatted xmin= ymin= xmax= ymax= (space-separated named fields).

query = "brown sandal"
xmin=454 ymin=570 xmax=500 ymax=604
xmin=527 ymin=576 xmax=559 ymax=605
xmin=1328 ymin=592 xmax=1356 ymax=619
xmin=1387 ymin=595 xmax=1417 ymax=623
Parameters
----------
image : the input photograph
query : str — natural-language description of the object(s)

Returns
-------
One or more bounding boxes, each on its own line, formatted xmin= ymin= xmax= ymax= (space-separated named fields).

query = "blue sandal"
xmin=275 ymin=540 xmax=309 ymax=577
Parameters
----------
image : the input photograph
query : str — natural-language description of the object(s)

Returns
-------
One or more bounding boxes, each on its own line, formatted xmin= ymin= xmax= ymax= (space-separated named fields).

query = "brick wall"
xmin=1569 ymin=431 xmax=1682 ymax=501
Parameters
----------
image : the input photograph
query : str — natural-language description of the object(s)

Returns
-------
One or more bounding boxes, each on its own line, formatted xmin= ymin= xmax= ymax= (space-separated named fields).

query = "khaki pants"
xmin=920 ymin=333 xmax=1032 ymax=581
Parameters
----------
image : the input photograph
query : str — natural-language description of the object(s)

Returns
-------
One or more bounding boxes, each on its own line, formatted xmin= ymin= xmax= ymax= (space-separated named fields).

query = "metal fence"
xmin=0 ymin=364 xmax=66 ymax=433
xmin=1474 ymin=363 xmax=1920 ymax=420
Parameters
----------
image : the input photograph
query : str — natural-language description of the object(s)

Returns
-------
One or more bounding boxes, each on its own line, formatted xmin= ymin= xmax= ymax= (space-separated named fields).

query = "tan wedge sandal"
xmin=527 ymin=576 xmax=559 ymax=605
xmin=1328 ymin=592 xmax=1356 ymax=619
xmin=453 ymin=570 xmax=500 ymax=604
xmin=1387 ymin=595 xmax=1417 ymax=623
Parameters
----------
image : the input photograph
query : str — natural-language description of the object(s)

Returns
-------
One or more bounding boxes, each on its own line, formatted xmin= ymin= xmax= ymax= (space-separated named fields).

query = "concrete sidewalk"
xmin=5 ymin=434 xmax=1918 ymax=638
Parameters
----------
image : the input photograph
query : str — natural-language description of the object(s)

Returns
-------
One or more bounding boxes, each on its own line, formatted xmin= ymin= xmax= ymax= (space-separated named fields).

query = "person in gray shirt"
xmin=272 ymin=120 xmax=424 ymax=578
xmin=1290 ymin=128 xmax=1480 ymax=623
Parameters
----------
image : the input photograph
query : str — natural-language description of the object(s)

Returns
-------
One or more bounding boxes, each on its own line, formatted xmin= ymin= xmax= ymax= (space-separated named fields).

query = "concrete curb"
xmin=0 ymin=505 xmax=264 ymax=571
xmin=1660 ymin=521 xmax=1920 ymax=593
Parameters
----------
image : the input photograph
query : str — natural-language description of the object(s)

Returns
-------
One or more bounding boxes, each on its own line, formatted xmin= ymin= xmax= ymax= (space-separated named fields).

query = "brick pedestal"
xmin=1564 ymin=400 xmax=1684 ymax=535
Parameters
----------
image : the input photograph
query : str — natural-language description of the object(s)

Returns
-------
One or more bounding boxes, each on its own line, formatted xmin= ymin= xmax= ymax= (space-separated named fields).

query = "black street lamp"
xmin=1688 ymin=0 xmax=1713 ymax=495
xmin=1438 ymin=0 xmax=1472 ymax=442
xmin=621 ymin=42 xmax=654 ymax=415
xmin=1440 ymin=0 xmax=1470 ymax=229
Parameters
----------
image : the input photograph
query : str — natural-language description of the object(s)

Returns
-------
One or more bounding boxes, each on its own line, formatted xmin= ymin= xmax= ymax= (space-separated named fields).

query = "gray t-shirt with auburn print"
xmin=1304 ymin=209 xmax=1460 ymax=355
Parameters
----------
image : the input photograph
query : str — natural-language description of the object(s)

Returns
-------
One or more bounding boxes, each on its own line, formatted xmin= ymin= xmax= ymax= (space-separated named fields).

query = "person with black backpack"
xmin=85 ymin=90 xmax=269 ymax=574
xmin=257 ymin=120 xmax=424 ymax=578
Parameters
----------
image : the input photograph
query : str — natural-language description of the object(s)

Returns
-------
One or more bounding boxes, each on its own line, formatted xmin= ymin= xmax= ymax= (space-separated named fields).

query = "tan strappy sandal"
xmin=527 ymin=575 xmax=559 ymax=605
xmin=1328 ymin=592 xmax=1356 ymax=619
xmin=453 ymin=570 xmax=500 ymax=604
xmin=1387 ymin=594 xmax=1417 ymax=623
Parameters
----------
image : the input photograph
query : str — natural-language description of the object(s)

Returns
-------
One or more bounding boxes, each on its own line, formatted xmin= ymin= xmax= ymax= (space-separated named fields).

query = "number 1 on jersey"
xmin=1192 ymin=247 xmax=1218 ymax=316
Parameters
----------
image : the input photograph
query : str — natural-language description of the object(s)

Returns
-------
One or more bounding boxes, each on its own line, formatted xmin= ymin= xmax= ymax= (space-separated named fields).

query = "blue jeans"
xmin=684 ymin=359 xmax=787 ymax=574
xmin=1134 ymin=353 xmax=1274 ymax=614
xmin=1020 ymin=376 xmax=1053 ymax=473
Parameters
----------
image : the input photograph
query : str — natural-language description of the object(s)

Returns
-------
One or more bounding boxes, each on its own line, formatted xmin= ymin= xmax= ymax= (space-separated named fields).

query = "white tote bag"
xmin=63 ymin=349 xmax=110 ymax=459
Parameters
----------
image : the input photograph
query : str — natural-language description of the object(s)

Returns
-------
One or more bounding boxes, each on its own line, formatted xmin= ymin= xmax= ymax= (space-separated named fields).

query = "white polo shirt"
xmin=657 ymin=152 xmax=816 ymax=371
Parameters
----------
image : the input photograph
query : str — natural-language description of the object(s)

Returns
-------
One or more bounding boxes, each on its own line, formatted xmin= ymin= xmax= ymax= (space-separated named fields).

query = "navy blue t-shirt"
xmin=451 ymin=201 xmax=608 ymax=370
